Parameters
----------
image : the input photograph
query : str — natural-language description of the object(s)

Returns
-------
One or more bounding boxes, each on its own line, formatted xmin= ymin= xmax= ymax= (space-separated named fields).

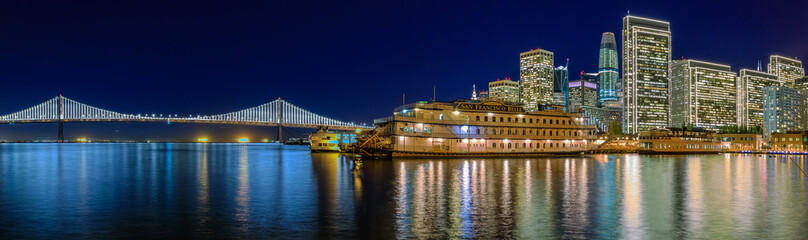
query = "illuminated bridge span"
xmin=0 ymin=95 xmax=371 ymax=141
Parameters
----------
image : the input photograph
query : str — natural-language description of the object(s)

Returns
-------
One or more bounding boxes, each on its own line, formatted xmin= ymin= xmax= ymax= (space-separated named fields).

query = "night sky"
xmin=1 ymin=0 xmax=807 ymax=140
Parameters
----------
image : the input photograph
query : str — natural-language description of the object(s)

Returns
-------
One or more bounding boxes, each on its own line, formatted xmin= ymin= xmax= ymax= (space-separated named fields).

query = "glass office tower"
xmin=598 ymin=32 xmax=619 ymax=105
xmin=737 ymin=69 xmax=780 ymax=128
xmin=768 ymin=55 xmax=804 ymax=87
xmin=622 ymin=16 xmax=671 ymax=133
xmin=670 ymin=59 xmax=737 ymax=130
xmin=520 ymin=48 xmax=555 ymax=111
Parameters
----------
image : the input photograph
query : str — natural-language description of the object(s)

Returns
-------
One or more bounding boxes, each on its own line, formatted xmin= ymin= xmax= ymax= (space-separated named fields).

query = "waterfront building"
xmin=770 ymin=131 xmax=808 ymax=152
xmin=718 ymin=133 xmax=763 ymax=151
xmin=569 ymin=75 xmax=599 ymax=111
xmin=622 ymin=16 xmax=671 ymax=133
xmin=763 ymin=86 xmax=808 ymax=134
xmin=520 ymin=48 xmax=555 ymax=111
xmin=553 ymin=65 xmax=569 ymax=108
xmin=488 ymin=78 xmax=520 ymax=103
xmin=598 ymin=32 xmax=619 ymax=105
xmin=372 ymin=99 xmax=598 ymax=157
xmin=768 ymin=55 xmax=804 ymax=87
xmin=638 ymin=128 xmax=720 ymax=153
xmin=670 ymin=59 xmax=737 ymax=130
xmin=737 ymin=69 xmax=780 ymax=128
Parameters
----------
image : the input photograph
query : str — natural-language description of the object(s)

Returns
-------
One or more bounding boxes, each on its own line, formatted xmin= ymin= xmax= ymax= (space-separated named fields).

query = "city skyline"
xmin=0 ymin=1 xmax=807 ymax=131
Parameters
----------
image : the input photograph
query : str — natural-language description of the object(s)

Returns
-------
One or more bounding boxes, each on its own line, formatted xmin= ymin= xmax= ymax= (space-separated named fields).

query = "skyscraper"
xmin=737 ymin=69 xmax=780 ymax=128
xmin=768 ymin=55 xmax=804 ymax=87
xmin=670 ymin=59 xmax=737 ymax=129
xmin=553 ymin=65 xmax=569 ymax=107
xmin=622 ymin=16 xmax=671 ymax=133
xmin=488 ymin=78 xmax=520 ymax=103
xmin=598 ymin=32 xmax=619 ymax=105
xmin=471 ymin=84 xmax=478 ymax=100
xmin=520 ymin=48 xmax=555 ymax=111
xmin=763 ymin=86 xmax=808 ymax=134
xmin=569 ymin=77 xmax=598 ymax=111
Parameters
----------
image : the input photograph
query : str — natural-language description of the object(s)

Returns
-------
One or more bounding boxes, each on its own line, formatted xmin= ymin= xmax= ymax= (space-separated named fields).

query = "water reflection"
xmin=1 ymin=144 xmax=808 ymax=239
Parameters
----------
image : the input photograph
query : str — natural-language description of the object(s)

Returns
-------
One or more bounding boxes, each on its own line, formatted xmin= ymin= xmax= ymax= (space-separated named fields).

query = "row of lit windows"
xmin=478 ymin=128 xmax=589 ymax=137
xmin=474 ymin=115 xmax=572 ymax=125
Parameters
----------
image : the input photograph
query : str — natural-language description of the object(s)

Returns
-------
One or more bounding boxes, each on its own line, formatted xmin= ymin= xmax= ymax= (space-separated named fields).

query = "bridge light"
xmin=198 ymin=138 xmax=208 ymax=142
xmin=238 ymin=138 xmax=249 ymax=143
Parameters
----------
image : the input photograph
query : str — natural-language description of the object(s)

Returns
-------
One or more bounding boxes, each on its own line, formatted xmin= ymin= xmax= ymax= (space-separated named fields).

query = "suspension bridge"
xmin=0 ymin=95 xmax=372 ymax=142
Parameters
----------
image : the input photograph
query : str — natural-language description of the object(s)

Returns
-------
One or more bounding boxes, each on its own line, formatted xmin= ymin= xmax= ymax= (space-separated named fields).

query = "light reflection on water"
xmin=1 ymin=143 xmax=807 ymax=239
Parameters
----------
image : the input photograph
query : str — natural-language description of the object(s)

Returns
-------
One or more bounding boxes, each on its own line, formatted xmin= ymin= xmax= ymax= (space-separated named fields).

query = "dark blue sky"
xmin=1 ymin=0 xmax=807 ymax=124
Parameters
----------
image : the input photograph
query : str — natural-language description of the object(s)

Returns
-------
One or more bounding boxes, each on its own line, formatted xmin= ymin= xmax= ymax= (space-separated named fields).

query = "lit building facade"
xmin=520 ymin=48 xmax=555 ymax=111
xmin=768 ymin=55 xmax=804 ymax=87
xmin=622 ymin=16 xmax=671 ymax=133
xmin=373 ymin=100 xmax=598 ymax=156
xmin=488 ymin=78 xmax=520 ymax=103
xmin=568 ymin=78 xmax=598 ymax=111
xmin=553 ymin=65 xmax=569 ymax=108
xmin=737 ymin=69 xmax=780 ymax=128
xmin=670 ymin=59 xmax=737 ymax=129
xmin=794 ymin=76 xmax=808 ymax=90
xmin=763 ymin=86 xmax=808 ymax=135
xmin=598 ymin=32 xmax=619 ymax=105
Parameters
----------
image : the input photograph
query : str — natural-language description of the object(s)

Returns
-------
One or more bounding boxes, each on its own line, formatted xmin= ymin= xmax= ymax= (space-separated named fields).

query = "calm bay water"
xmin=1 ymin=143 xmax=807 ymax=239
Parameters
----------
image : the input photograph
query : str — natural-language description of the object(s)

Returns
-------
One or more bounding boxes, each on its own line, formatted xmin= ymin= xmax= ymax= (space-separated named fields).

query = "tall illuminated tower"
xmin=670 ymin=59 xmax=737 ymax=130
xmin=737 ymin=69 xmax=779 ymax=128
xmin=768 ymin=55 xmax=804 ymax=87
xmin=553 ymin=64 xmax=569 ymax=108
xmin=622 ymin=16 xmax=671 ymax=133
xmin=598 ymin=32 xmax=619 ymax=105
xmin=520 ymin=48 xmax=555 ymax=111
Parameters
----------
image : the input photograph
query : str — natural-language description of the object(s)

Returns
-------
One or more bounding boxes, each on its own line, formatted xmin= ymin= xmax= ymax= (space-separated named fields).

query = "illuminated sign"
xmin=455 ymin=101 xmax=525 ymax=113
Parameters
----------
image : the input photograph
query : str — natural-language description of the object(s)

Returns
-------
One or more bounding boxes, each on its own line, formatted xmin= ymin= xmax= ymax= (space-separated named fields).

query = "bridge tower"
xmin=277 ymin=98 xmax=283 ymax=142
xmin=57 ymin=94 xmax=65 ymax=142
